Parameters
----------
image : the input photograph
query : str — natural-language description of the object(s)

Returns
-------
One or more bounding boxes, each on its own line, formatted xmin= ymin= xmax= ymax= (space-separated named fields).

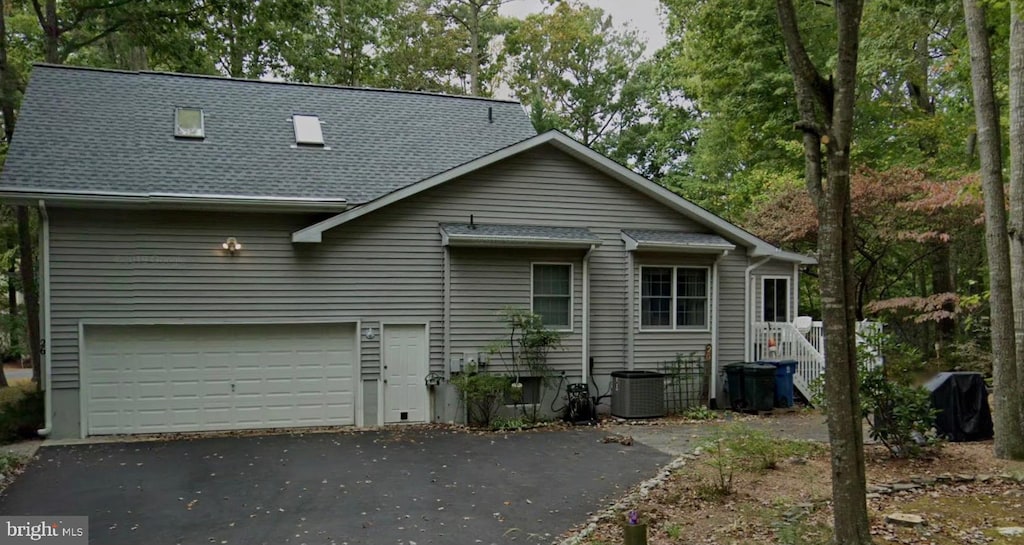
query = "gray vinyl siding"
xmin=449 ymin=248 xmax=583 ymax=374
xmin=48 ymin=143 xmax=772 ymax=433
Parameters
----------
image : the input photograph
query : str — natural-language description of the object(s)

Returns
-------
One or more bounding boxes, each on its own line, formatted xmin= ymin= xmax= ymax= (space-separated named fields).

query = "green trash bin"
xmin=724 ymin=362 xmax=748 ymax=410
xmin=743 ymin=364 xmax=776 ymax=412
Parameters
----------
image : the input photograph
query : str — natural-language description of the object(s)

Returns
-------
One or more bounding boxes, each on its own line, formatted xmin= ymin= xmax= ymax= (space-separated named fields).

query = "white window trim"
xmin=174 ymin=107 xmax=205 ymax=139
xmin=530 ymin=262 xmax=574 ymax=332
xmin=761 ymin=275 xmax=792 ymax=323
xmin=638 ymin=265 xmax=712 ymax=333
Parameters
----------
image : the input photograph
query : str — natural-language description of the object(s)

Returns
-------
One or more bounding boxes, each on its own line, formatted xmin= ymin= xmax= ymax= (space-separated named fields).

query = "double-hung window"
xmin=532 ymin=264 xmax=572 ymax=330
xmin=640 ymin=266 xmax=709 ymax=330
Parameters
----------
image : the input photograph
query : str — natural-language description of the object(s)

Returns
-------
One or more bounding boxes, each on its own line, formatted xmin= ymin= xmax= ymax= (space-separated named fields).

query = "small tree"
xmin=488 ymin=307 xmax=562 ymax=422
xmin=450 ymin=364 xmax=509 ymax=428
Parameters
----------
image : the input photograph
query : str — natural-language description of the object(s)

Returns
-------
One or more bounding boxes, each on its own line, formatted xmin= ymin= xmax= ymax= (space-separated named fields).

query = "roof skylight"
xmin=174 ymin=108 xmax=204 ymax=139
xmin=292 ymin=115 xmax=324 ymax=146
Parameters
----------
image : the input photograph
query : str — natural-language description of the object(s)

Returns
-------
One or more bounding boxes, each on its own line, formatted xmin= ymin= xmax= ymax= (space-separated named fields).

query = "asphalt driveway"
xmin=0 ymin=427 xmax=670 ymax=544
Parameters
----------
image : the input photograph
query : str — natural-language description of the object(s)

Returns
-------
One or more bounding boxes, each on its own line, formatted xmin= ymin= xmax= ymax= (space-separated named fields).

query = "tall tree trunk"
xmin=964 ymin=0 xmax=1024 ymax=459
xmin=776 ymin=1 xmax=871 ymax=542
xmin=16 ymin=207 xmax=40 ymax=385
xmin=468 ymin=4 xmax=481 ymax=96
xmin=1010 ymin=1 xmax=1024 ymax=397
xmin=909 ymin=25 xmax=956 ymax=347
xmin=32 ymin=0 xmax=60 ymax=63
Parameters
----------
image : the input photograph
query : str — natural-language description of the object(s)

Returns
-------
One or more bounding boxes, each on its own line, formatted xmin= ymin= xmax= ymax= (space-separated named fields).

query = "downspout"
xmin=581 ymin=244 xmax=596 ymax=383
xmin=442 ymin=245 xmax=451 ymax=380
xmin=710 ymin=250 xmax=729 ymax=403
xmin=625 ymin=250 xmax=635 ymax=370
xmin=37 ymin=200 xmax=52 ymax=437
xmin=744 ymin=257 xmax=772 ymax=361
xmin=792 ymin=261 xmax=800 ymax=321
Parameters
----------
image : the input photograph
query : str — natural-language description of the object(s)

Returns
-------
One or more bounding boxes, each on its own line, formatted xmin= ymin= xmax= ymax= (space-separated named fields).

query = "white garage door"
xmin=83 ymin=323 xmax=357 ymax=435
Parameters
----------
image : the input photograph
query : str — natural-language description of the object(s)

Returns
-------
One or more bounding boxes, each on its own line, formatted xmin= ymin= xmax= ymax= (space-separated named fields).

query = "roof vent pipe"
xmin=469 ymin=214 xmax=476 ymax=229
xmin=488 ymin=107 xmax=493 ymax=123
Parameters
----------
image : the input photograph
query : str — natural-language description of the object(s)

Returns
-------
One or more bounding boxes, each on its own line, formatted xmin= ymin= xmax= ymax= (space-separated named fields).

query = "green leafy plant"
xmin=682 ymin=405 xmax=716 ymax=421
xmin=0 ymin=383 xmax=43 ymax=443
xmin=811 ymin=331 xmax=938 ymax=459
xmin=450 ymin=365 xmax=510 ymax=428
xmin=490 ymin=416 xmax=527 ymax=431
xmin=698 ymin=425 xmax=743 ymax=498
xmin=860 ymin=365 xmax=938 ymax=458
xmin=664 ymin=524 xmax=682 ymax=540
xmin=488 ymin=307 xmax=562 ymax=423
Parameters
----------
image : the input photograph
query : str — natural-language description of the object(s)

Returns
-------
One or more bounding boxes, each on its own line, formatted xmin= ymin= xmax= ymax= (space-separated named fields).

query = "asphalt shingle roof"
xmin=622 ymin=230 xmax=736 ymax=248
xmin=441 ymin=223 xmax=601 ymax=243
xmin=1 ymin=65 xmax=537 ymax=203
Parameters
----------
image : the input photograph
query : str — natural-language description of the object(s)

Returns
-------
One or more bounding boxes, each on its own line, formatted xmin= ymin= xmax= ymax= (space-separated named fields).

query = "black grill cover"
xmin=924 ymin=372 xmax=993 ymax=442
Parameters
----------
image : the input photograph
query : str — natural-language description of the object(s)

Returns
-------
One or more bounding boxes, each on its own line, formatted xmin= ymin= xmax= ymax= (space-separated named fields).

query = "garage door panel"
xmin=84 ymin=323 xmax=357 ymax=435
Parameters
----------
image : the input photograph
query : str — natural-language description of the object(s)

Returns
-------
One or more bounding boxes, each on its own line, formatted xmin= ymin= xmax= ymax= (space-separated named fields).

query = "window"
xmin=763 ymin=277 xmax=790 ymax=322
xmin=532 ymin=264 xmax=572 ymax=329
xmin=174 ymin=108 xmax=204 ymax=138
xmin=640 ymin=266 xmax=709 ymax=330
xmin=292 ymin=114 xmax=324 ymax=146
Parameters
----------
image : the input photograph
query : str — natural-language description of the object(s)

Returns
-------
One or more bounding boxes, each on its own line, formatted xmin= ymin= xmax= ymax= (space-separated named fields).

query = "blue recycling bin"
xmin=758 ymin=359 xmax=798 ymax=408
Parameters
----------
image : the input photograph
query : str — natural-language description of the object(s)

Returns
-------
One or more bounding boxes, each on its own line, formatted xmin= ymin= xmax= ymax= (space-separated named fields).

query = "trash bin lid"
xmin=743 ymin=363 xmax=777 ymax=375
xmin=757 ymin=359 xmax=798 ymax=367
xmin=610 ymin=370 xmax=665 ymax=378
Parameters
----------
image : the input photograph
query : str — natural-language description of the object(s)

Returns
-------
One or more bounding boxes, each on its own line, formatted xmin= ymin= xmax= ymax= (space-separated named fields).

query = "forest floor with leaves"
xmin=574 ymin=418 xmax=1024 ymax=545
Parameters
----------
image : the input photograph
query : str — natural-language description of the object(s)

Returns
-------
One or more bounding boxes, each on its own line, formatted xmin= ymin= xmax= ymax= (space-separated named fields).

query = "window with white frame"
xmin=532 ymin=263 xmax=572 ymax=329
xmin=762 ymin=277 xmax=790 ymax=322
xmin=640 ymin=266 xmax=709 ymax=330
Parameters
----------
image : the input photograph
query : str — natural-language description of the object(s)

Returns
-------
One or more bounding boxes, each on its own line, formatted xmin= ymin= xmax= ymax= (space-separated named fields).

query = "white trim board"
xmin=291 ymin=131 xmax=815 ymax=265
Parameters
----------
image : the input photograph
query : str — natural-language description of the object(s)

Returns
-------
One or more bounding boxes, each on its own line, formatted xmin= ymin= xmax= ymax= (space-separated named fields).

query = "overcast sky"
xmin=499 ymin=0 xmax=667 ymax=55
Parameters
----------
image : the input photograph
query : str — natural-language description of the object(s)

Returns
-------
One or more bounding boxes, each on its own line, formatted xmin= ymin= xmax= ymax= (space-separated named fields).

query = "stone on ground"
xmin=884 ymin=513 xmax=925 ymax=527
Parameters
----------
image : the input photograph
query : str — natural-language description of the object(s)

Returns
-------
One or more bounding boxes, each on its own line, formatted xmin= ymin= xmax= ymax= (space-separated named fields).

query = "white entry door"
xmin=382 ymin=324 xmax=428 ymax=423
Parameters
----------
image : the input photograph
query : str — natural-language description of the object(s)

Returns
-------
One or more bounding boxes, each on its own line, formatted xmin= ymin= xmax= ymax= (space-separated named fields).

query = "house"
xmin=0 ymin=65 xmax=814 ymax=439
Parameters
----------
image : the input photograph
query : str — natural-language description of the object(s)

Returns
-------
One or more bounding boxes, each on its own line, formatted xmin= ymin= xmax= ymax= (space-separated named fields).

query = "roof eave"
xmin=1 ymin=189 xmax=351 ymax=212
xmin=442 ymin=234 xmax=602 ymax=249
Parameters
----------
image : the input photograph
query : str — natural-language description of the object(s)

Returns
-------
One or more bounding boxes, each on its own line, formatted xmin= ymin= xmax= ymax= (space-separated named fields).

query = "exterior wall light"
xmin=362 ymin=326 xmax=377 ymax=340
xmin=222 ymin=237 xmax=242 ymax=253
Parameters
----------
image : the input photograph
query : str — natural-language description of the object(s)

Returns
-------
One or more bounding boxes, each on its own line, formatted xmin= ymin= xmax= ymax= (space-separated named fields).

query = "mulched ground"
xmin=570 ymin=422 xmax=1024 ymax=545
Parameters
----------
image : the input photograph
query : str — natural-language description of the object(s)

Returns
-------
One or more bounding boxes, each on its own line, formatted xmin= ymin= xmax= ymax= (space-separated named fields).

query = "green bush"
xmin=860 ymin=365 xmax=937 ymax=458
xmin=490 ymin=416 xmax=526 ymax=431
xmin=0 ymin=385 xmax=43 ymax=443
xmin=450 ymin=367 xmax=510 ymax=428
xmin=682 ymin=406 xmax=716 ymax=421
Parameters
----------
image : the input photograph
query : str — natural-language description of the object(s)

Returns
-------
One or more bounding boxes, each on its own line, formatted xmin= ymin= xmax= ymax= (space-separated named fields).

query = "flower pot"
xmin=509 ymin=382 xmax=524 ymax=402
xmin=623 ymin=523 xmax=648 ymax=545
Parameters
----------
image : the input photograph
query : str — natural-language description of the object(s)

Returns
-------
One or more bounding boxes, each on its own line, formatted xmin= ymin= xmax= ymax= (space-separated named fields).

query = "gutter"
xmin=581 ymin=244 xmax=597 ymax=383
xmin=0 ymin=190 xmax=350 ymax=212
xmin=744 ymin=257 xmax=772 ymax=361
xmin=710 ymin=250 xmax=729 ymax=404
xmin=37 ymin=200 xmax=52 ymax=437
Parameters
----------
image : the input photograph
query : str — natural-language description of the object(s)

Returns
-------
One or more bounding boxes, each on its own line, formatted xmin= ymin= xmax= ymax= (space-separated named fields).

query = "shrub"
xmin=450 ymin=367 xmax=510 ymax=428
xmin=0 ymin=384 xmax=43 ymax=443
xmin=698 ymin=425 xmax=743 ymax=497
xmin=682 ymin=406 xmax=716 ymax=421
xmin=860 ymin=365 xmax=937 ymax=458
xmin=487 ymin=307 xmax=562 ymax=423
xmin=811 ymin=331 xmax=938 ymax=459
xmin=490 ymin=416 xmax=526 ymax=431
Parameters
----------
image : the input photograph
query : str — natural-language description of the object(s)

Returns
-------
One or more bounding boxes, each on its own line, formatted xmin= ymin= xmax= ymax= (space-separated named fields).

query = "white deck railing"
xmin=752 ymin=320 xmax=883 ymax=404
xmin=752 ymin=321 xmax=824 ymax=401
